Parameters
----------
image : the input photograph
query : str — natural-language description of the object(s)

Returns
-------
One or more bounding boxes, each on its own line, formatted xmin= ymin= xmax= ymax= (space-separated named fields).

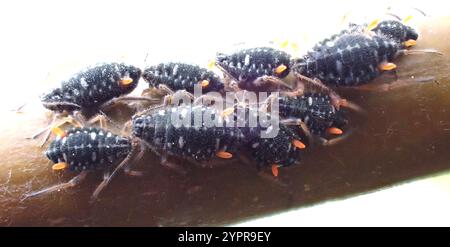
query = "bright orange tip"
xmin=275 ymin=64 xmax=287 ymax=74
xmin=328 ymin=127 xmax=343 ymax=135
xmin=120 ymin=77 xmax=133 ymax=86
xmin=403 ymin=39 xmax=417 ymax=47
xmin=379 ymin=62 xmax=397 ymax=71
xmin=200 ymin=80 xmax=209 ymax=88
xmin=292 ymin=139 xmax=306 ymax=149
xmin=271 ymin=164 xmax=279 ymax=177
xmin=52 ymin=162 xmax=68 ymax=171
xmin=51 ymin=126 xmax=66 ymax=138
xmin=216 ymin=151 xmax=233 ymax=159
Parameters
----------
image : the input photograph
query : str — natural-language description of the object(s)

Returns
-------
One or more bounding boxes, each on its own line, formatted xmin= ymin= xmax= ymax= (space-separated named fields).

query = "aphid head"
xmin=131 ymin=114 xmax=155 ymax=140
xmin=117 ymin=63 xmax=142 ymax=94
xmin=372 ymin=20 xmax=418 ymax=45
xmin=40 ymin=88 xmax=80 ymax=112
xmin=290 ymin=57 xmax=307 ymax=74
xmin=215 ymin=53 xmax=231 ymax=71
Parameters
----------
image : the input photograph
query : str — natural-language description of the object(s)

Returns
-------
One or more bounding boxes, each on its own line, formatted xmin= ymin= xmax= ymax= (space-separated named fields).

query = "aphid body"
xmin=278 ymin=93 xmax=347 ymax=135
xmin=45 ymin=127 xmax=132 ymax=171
xmin=132 ymin=105 xmax=245 ymax=162
xmin=41 ymin=63 xmax=141 ymax=113
xmin=293 ymin=32 xmax=400 ymax=86
xmin=215 ymin=47 xmax=292 ymax=92
xmin=142 ymin=63 xmax=224 ymax=94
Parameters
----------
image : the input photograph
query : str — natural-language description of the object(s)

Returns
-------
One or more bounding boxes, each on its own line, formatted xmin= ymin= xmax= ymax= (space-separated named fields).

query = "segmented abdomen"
xmin=279 ymin=93 xmax=345 ymax=135
xmin=142 ymin=63 xmax=224 ymax=94
xmin=132 ymin=105 xmax=245 ymax=161
xmin=247 ymin=124 xmax=306 ymax=168
xmin=45 ymin=127 xmax=132 ymax=171
xmin=41 ymin=63 xmax=141 ymax=111
xmin=298 ymin=34 xmax=399 ymax=86
xmin=216 ymin=47 xmax=291 ymax=91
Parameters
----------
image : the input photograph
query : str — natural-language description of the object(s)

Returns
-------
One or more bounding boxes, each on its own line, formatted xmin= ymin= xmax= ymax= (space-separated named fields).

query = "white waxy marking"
xmin=107 ymin=132 xmax=112 ymax=137
xmin=244 ymin=54 xmax=250 ymax=66
xmin=308 ymin=97 xmax=313 ymax=106
xmin=90 ymin=132 xmax=97 ymax=140
xmin=158 ymin=110 xmax=166 ymax=116
xmin=336 ymin=60 xmax=343 ymax=74
xmin=80 ymin=78 xmax=88 ymax=88
xmin=172 ymin=64 xmax=179 ymax=75
xmin=326 ymin=41 xmax=334 ymax=47
xmin=178 ymin=136 xmax=185 ymax=149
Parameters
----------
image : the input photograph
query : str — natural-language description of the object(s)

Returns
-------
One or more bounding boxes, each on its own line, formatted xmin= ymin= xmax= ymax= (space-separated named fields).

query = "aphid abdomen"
xmin=248 ymin=124 xmax=305 ymax=168
xmin=142 ymin=63 xmax=224 ymax=94
xmin=45 ymin=127 xmax=132 ymax=171
xmin=216 ymin=47 xmax=291 ymax=91
xmin=301 ymin=34 xmax=398 ymax=86
xmin=41 ymin=63 xmax=141 ymax=112
xmin=279 ymin=93 xmax=338 ymax=135
xmin=132 ymin=106 xmax=244 ymax=162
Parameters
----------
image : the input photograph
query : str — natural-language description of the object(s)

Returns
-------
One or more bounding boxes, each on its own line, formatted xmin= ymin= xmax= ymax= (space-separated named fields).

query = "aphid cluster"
xmin=22 ymin=13 xmax=441 ymax=201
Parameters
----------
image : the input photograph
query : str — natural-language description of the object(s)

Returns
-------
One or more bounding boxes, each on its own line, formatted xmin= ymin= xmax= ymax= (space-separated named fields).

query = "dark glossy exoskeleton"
xmin=46 ymin=127 xmax=132 ymax=171
xmin=132 ymin=105 xmax=245 ymax=163
xmin=23 ymin=127 xmax=133 ymax=201
xmin=132 ymin=104 xmax=307 ymax=170
xmin=293 ymin=32 xmax=400 ymax=86
xmin=371 ymin=20 xmax=418 ymax=45
xmin=245 ymin=121 xmax=307 ymax=170
xmin=215 ymin=47 xmax=292 ymax=92
xmin=278 ymin=93 xmax=348 ymax=136
xmin=41 ymin=63 xmax=142 ymax=113
xmin=142 ymin=63 xmax=224 ymax=94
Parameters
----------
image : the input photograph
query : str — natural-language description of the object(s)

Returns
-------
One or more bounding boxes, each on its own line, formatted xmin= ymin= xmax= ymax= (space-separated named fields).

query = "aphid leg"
xmin=353 ymin=75 xmax=436 ymax=93
xmin=158 ymin=84 xmax=175 ymax=95
xmin=133 ymin=104 xmax=167 ymax=117
xmin=280 ymin=118 xmax=313 ymax=144
xmin=193 ymin=94 xmax=225 ymax=106
xmin=123 ymin=141 xmax=148 ymax=177
xmin=258 ymin=93 xmax=278 ymax=112
xmin=397 ymin=49 xmax=443 ymax=56
xmin=320 ymin=129 xmax=353 ymax=146
xmin=28 ymin=113 xmax=57 ymax=140
xmin=90 ymin=139 xmax=140 ymax=202
xmin=160 ymin=154 xmax=187 ymax=175
xmin=168 ymin=90 xmax=194 ymax=106
xmin=121 ymin=120 xmax=133 ymax=136
xmin=100 ymin=96 xmax=160 ymax=111
xmin=32 ymin=114 xmax=84 ymax=147
xmin=279 ymin=82 xmax=305 ymax=97
xmin=253 ymin=76 xmax=293 ymax=90
xmin=336 ymin=98 xmax=366 ymax=114
xmin=14 ymin=102 xmax=27 ymax=113
xmin=257 ymin=167 xmax=288 ymax=187
xmin=295 ymin=73 xmax=350 ymax=110
xmin=87 ymin=114 xmax=108 ymax=129
xmin=21 ymin=171 xmax=89 ymax=201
